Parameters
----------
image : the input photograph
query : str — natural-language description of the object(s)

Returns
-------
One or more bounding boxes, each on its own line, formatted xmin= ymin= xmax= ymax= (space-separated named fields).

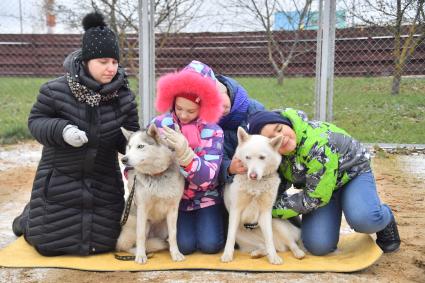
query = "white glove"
xmin=62 ymin=125 xmax=88 ymax=147
xmin=162 ymin=125 xmax=195 ymax=167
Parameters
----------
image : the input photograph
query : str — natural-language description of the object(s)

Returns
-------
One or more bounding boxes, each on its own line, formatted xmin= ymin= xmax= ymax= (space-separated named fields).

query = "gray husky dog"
xmin=115 ymin=124 xmax=185 ymax=264
xmin=221 ymin=127 xmax=305 ymax=265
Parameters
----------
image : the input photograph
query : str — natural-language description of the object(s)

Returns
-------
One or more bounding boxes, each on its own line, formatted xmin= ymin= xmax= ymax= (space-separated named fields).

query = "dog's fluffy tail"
xmin=146 ymin=237 xmax=168 ymax=252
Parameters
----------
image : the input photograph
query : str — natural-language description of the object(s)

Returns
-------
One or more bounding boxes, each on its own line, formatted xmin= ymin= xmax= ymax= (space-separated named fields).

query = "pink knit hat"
xmin=155 ymin=63 xmax=223 ymax=123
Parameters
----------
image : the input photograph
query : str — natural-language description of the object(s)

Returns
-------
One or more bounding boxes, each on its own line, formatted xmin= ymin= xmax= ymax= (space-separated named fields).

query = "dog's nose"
xmin=121 ymin=156 xmax=128 ymax=165
xmin=249 ymin=172 xmax=258 ymax=180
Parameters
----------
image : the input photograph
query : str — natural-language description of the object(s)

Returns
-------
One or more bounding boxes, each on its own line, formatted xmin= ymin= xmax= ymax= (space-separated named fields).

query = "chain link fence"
xmin=0 ymin=0 xmax=424 ymax=144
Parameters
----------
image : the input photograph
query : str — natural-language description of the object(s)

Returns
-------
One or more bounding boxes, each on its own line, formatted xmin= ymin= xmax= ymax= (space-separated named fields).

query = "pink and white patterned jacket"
xmin=151 ymin=113 xmax=224 ymax=211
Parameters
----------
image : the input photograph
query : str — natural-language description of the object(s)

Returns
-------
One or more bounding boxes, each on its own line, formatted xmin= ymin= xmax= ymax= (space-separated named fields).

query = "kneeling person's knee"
xmin=198 ymin=238 xmax=224 ymax=254
xmin=302 ymin=238 xmax=337 ymax=256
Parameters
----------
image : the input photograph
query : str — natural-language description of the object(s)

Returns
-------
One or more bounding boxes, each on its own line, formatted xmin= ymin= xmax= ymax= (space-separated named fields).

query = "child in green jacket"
xmin=247 ymin=109 xmax=400 ymax=255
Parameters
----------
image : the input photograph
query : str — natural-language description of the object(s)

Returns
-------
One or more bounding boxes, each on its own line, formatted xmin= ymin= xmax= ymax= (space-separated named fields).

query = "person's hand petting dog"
xmin=162 ymin=125 xmax=195 ymax=167
xmin=62 ymin=125 xmax=88 ymax=147
xmin=228 ymin=157 xmax=247 ymax=175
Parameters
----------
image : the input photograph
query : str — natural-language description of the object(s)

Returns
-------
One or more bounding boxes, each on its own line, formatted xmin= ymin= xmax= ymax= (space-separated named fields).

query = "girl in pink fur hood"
xmin=151 ymin=60 xmax=226 ymax=255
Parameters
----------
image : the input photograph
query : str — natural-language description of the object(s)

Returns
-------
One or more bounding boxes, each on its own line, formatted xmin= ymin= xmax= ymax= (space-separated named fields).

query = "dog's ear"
xmin=147 ymin=124 xmax=161 ymax=143
xmin=270 ymin=135 xmax=283 ymax=151
xmin=121 ymin=127 xmax=134 ymax=140
xmin=237 ymin=127 xmax=249 ymax=144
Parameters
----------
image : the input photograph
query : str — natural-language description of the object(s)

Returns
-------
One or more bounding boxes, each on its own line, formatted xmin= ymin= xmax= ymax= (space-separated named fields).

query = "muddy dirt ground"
xmin=0 ymin=142 xmax=424 ymax=283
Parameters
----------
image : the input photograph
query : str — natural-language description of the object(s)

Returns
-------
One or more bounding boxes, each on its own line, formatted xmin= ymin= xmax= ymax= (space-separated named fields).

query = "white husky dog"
xmin=221 ymin=127 xmax=305 ymax=265
xmin=115 ymin=124 xmax=185 ymax=264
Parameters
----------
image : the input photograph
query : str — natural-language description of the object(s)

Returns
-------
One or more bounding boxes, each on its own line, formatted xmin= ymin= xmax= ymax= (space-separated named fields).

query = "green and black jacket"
xmin=273 ymin=108 xmax=371 ymax=219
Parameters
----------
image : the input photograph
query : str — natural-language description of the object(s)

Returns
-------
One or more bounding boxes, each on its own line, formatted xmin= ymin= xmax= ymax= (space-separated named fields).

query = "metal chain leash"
xmin=115 ymin=175 xmax=137 ymax=261
xmin=120 ymin=175 xmax=137 ymax=226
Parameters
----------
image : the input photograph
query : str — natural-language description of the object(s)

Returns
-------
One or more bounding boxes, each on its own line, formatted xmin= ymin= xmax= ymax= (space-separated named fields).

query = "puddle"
xmin=397 ymin=154 xmax=425 ymax=181
xmin=0 ymin=144 xmax=41 ymax=171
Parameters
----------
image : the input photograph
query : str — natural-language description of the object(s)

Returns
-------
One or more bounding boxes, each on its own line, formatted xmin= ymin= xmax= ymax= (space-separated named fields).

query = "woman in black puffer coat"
xmin=11 ymin=12 xmax=140 ymax=256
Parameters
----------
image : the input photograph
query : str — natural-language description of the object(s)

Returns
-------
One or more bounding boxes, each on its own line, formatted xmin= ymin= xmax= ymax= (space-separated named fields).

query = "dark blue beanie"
xmin=247 ymin=110 xmax=292 ymax=135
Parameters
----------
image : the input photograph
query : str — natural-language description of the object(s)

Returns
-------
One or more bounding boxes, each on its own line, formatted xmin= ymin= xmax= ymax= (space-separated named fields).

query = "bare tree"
xmin=53 ymin=0 xmax=203 ymax=74
xmin=225 ymin=0 xmax=314 ymax=85
xmin=343 ymin=0 xmax=425 ymax=95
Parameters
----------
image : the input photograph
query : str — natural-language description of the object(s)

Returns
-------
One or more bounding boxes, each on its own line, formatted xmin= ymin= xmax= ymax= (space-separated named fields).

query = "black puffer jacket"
xmin=25 ymin=50 xmax=139 ymax=255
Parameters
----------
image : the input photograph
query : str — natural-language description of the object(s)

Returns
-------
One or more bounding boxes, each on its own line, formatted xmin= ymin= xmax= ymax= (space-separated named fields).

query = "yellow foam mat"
xmin=0 ymin=233 xmax=382 ymax=272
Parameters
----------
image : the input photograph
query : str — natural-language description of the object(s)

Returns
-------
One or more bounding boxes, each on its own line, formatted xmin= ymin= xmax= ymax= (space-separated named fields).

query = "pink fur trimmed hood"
xmin=155 ymin=66 xmax=223 ymax=124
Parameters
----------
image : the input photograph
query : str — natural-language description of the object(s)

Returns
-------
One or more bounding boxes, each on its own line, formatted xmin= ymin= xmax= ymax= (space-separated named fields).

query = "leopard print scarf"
xmin=67 ymin=73 xmax=118 ymax=107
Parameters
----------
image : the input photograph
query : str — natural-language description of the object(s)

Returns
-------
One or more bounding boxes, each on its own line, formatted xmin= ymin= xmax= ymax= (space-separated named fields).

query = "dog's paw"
xmin=267 ymin=253 xmax=283 ymax=265
xmin=292 ymin=249 xmax=306 ymax=259
xmin=221 ymin=252 xmax=234 ymax=263
xmin=171 ymin=250 xmax=185 ymax=262
xmin=135 ymin=253 xmax=148 ymax=264
xmin=250 ymin=249 xmax=267 ymax=259
xmin=116 ymin=238 xmax=132 ymax=252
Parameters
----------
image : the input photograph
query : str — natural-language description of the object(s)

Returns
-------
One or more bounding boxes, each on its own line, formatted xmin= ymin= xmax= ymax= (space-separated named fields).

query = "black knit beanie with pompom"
xmin=81 ymin=12 xmax=120 ymax=62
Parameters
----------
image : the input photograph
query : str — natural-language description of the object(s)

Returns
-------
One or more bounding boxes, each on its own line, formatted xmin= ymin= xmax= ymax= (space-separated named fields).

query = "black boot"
xmin=376 ymin=216 xmax=400 ymax=253
xmin=12 ymin=204 xmax=30 ymax=237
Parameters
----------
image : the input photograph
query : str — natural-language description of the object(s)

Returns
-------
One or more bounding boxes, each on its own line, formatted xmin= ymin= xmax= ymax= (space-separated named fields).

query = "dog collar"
xmin=149 ymin=168 xmax=168 ymax=177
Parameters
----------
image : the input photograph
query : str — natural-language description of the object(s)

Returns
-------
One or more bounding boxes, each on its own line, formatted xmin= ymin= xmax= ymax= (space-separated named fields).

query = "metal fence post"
xmin=327 ymin=0 xmax=336 ymax=122
xmin=315 ymin=0 xmax=336 ymax=122
xmin=314 ymin=0 xmax=323 ymax=120
xmin=139 ymin=0 xmax=156 ymax=127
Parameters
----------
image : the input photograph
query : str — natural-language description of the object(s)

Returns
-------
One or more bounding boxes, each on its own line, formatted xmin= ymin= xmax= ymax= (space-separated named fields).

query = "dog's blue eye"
xmin=137 ymin=145 xmax=144 ymax=149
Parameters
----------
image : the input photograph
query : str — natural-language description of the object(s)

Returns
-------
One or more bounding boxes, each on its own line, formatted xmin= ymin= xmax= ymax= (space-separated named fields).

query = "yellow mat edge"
xmin=0 ymin=233 xmax=383 ymax=273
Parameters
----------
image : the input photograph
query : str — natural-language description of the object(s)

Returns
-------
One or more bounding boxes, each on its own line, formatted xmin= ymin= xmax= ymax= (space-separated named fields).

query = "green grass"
xmin=0 ymin=77 xmax=51 ymax=143
xmin=237 ymin=76 xmax=425 ymax=144
xmin=1 ymin=76 xmax=424 ymax=144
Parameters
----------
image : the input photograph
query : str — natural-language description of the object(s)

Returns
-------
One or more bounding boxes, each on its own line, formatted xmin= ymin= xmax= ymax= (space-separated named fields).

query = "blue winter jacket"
xmin=216 ymin=75 xmax=265 ymax=185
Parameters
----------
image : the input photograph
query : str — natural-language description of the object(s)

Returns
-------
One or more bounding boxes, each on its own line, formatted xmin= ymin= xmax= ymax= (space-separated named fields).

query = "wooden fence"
xmin=0 ymin=26 xmax=424 ymax=77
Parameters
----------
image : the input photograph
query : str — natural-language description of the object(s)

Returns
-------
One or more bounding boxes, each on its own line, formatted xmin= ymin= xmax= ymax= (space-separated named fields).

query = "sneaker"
xmin=12 ymin=204 xmax=29 ymax=237
xmin=376 ymin=216 xmax=400 ymax=253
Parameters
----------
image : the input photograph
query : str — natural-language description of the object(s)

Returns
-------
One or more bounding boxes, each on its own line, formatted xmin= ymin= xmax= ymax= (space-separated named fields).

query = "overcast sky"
xmin=0 ymin=0 xmax=77 ymax=33
xmin=0 ymin=0 xmax=254 ymax=34
xmin=0 ymin=0 xmax=389 ymax=34
xmin=0 ymin=0 xmax=324 ymax=34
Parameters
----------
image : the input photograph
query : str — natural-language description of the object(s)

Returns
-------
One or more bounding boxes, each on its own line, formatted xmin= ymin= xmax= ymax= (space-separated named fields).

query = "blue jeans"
xmin=177 ymin=203 xmax=225 ymax=255
xmin=302 ymin=172 xmax=393 ymax=256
